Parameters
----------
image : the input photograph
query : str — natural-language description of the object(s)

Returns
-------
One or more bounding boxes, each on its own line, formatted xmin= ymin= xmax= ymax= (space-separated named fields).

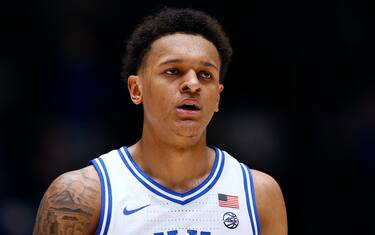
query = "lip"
xmin=176 ymin=107 xmax=201 ymax=116
xmin=176 ymin=98 xmax=202 ymax=118
xmin=177 ymin=98 xmax=201 ymax=109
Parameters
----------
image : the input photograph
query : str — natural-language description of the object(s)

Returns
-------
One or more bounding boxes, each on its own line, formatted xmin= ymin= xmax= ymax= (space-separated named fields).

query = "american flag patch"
xmin=218 ymin=193 xmax=239 ymax=209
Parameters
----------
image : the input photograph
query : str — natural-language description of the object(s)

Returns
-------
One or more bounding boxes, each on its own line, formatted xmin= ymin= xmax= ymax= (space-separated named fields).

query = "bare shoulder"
xmin=33 ymin=165 xmax=101 ymax=235
xmin=251 ymin=169 xmax=288 ymax=235
xmin=251 ymin=169 xmax=283 ymax=198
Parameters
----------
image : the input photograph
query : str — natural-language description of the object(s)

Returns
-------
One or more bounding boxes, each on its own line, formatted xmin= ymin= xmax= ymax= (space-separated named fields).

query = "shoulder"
xmin=251 ymin=169 xmax=288 ymax=235
xmin=52 ymin=165 xmax=100 ymax=188
xmin=251 ymin=169 xmax=282 ymax=198
xmin=33 ymin=166 xmax=101 ymax=235
xmin=48 ymin=166 xmax=101 ymax=205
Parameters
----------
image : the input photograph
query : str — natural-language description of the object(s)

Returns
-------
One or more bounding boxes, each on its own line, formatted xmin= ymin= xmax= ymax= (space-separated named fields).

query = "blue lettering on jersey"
xmin=188 ymin=230 xmax=210 ymax=235
xmin=154 ymin=231 xmax=177 ymax=235
xmin=154 ymin=230 xmax=211 ymax=235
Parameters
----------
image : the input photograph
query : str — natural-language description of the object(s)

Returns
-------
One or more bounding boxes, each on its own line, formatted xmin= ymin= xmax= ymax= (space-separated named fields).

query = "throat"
xmin=129 ymin=143 xmax=215 ymax=193
xmin=145 ymin=155 xmax=212 ymax=193
xmin=154 ymin=171 xmax=209 ymax=193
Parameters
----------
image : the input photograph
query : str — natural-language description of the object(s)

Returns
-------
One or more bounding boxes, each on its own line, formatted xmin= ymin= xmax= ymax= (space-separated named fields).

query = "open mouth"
xmin=178 ymin=104 xmax=200 ymax=111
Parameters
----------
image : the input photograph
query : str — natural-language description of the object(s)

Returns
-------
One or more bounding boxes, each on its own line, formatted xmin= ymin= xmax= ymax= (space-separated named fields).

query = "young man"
xmin=33 ymin=7 xmax=287 ymax=235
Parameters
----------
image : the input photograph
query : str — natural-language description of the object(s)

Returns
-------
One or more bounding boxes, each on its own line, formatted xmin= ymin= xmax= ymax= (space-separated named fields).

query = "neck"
xmin=128 ymin=124 xmax=215 ymax=193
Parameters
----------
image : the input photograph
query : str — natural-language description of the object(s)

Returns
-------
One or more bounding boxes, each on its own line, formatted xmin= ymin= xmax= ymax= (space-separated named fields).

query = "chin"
xmin=175 ymin=127 xmax=207 ymax=144
xmin=174 ymin=121 xmax=202 ymax=135
xmin=169 ymin=119 xmax=208 ymax=142
xmin=175 ymin=127 xmax=199 ymax=137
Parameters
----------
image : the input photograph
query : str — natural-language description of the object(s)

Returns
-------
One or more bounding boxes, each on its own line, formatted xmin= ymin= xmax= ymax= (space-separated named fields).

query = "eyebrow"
xmin=159 ymin=59 xmax=219 ymax=71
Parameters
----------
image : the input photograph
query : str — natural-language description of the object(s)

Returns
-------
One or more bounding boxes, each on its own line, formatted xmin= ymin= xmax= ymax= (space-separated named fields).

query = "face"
xmin=128 ymin=33 xmax=224 ymax=142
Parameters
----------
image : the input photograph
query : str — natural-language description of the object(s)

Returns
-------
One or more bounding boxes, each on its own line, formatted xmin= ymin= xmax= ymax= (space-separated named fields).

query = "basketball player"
xmin=33 ymin=7 xmax=287 ymax=235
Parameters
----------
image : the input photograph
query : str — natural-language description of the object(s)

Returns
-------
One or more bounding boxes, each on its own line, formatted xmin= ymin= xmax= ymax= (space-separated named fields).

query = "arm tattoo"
xmin=33 ymin=170 xmax=100 ymax=235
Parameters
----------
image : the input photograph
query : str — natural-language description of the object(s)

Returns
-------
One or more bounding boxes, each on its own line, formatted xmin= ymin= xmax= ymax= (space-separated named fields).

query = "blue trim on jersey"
xmin=246 ymin=165 xmax=261 ymax=234
xmin=184 ymin=149 xmax=225 ymax=204
xmin=241 ymin=163 xmax=256 ymax=235
xmin=98 ymin=158 xmax=113 ymax=235
xmin=123 ymin=146 xmax=219 ymax=197
xmin=117 ymin=147 xmax=225 ymax=205
xmin=90 ymin=159 xmax=106 ymax=235
xmin=117 ymin=149 xmax=185 ymax=204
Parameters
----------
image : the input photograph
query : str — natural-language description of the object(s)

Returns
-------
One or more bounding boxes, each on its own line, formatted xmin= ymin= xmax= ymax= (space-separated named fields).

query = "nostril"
xmin=180 ymin=84 xmax=200 ymax=93
xmin=181 ymin=84 xmax=189 ymax=91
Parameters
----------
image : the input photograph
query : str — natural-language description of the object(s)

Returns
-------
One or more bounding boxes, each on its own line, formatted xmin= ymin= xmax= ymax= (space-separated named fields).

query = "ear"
xmin=215 ymin=84 xmax=224 ymax=112
xmin=128 ymin=75 xmax=143 ymax=105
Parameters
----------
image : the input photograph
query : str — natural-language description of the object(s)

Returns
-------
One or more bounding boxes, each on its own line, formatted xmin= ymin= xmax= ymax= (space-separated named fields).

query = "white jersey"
xmin=90 ymin=146 xmax=260 ymax=235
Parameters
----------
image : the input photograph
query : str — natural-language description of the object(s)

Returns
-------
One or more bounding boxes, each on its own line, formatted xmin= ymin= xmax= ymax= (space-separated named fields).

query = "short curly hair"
xmin=121 ymin=7 xmax=233 ymax=82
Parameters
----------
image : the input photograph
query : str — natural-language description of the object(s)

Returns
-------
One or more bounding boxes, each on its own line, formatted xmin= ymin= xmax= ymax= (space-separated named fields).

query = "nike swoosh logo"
xmin=123 ymin=204 xmax=151 ymax=215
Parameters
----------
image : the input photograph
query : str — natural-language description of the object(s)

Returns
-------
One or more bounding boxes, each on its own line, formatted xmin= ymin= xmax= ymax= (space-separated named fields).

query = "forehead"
xmin=144 ymin=33 xmax=221 ymax=68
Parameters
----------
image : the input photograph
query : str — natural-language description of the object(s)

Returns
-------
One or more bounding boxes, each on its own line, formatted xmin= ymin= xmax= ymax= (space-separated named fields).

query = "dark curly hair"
xmin=121 ymin=7 xmax=233 ymax=82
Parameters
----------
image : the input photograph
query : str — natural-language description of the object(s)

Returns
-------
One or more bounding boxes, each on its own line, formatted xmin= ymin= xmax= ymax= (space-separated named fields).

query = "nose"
xmin=179 ymin=70 xmax=201 ymax=94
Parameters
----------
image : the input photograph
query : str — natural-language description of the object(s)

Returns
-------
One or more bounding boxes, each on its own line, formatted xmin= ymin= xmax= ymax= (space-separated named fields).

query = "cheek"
xmin=145 ymin=84 xmax=175 ymax=114
xmin=205 ymin=90 xmax=221 ymax=109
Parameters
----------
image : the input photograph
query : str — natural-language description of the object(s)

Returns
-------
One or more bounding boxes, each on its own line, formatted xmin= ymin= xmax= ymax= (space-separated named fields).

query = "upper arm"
xmin=252 ymin=170 xmax=288 ymax=235
xmin=33 ymin=165 xmax=101 ymax=235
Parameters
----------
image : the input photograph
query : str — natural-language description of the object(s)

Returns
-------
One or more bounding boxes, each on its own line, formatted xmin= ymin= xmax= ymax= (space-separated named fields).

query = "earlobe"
xmin=128 ymin=75 xmax=142 ymax=105
xmin=215 ymin=96 xmax=220 ymax=112
xmin=215 ymin=84 xmax=224 ymax=112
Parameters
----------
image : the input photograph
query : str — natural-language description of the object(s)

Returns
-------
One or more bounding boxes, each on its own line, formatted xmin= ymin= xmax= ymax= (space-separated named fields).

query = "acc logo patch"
xmin=223 ymin=212 xmax=239 ymax=229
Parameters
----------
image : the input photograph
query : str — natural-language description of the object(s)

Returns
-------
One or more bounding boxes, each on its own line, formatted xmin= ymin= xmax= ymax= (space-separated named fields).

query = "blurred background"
xmin=0 ymin=0 xmax=374 ymax=234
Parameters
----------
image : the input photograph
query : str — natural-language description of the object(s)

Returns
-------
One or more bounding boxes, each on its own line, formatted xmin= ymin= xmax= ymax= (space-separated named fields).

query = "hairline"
xmin=136 ymin=32 xmax=222 ymax=77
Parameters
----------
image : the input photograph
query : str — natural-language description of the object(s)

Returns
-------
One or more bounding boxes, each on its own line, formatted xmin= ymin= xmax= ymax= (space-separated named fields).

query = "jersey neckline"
xmin=117 ymin=146 xmax=225 ymax=205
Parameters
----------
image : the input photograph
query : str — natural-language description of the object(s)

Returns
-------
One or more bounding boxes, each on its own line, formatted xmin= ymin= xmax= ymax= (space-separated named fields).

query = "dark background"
xmin=1 ymin=0 xmax=374 ymax=234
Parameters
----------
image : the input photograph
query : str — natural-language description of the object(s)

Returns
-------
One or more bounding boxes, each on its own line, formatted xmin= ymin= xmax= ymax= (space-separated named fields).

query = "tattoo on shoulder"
xmin=33 ymin=170 xmax=100 ymax=235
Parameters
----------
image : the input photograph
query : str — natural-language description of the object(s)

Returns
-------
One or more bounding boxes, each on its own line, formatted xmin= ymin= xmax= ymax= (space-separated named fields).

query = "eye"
xmin=199 ymin=71 xmax=213 ymax=79
xmin=165 ymin=68 xmax=180 ymax=75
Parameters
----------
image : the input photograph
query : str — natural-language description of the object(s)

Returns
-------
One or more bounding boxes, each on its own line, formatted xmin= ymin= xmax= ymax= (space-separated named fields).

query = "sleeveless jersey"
xmin=90 ymin=146 xmax=260 ymax=235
